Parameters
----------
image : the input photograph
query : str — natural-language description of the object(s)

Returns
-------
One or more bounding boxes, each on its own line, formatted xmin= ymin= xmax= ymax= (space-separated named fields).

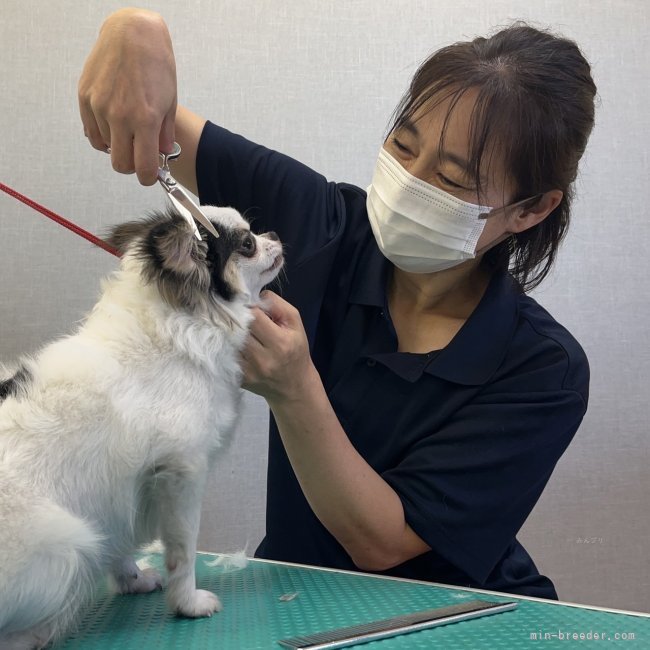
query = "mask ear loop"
xmin=478 ymin=193 xmax=544 ymax=220
xmin=474 ymin=194 xmax=542 ymax=256
xmin=475 ymin=231 xmax=511 ymax=256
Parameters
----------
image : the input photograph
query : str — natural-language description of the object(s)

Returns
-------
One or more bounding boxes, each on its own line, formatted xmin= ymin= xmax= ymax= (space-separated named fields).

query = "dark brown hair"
xmin=388 ymin=23 xmax=597 ymax=291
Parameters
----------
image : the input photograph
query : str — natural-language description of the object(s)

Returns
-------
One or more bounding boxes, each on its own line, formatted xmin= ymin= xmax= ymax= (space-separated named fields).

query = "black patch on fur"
xmin=105 ymin=219 xmax=153 ymax=256
xmin=0 ymin=365 xmax=32 ymax=401
xmin=202 ymin=224 xmax=250 ymax=301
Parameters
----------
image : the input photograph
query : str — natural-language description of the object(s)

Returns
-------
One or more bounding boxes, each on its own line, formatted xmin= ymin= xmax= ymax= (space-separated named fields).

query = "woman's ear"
xmin=509 ymin=190 xmax=563 ymax=233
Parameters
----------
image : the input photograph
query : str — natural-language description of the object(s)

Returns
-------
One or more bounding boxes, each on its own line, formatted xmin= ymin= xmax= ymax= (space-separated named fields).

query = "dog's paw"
xmin=0 ymin=626 xmax=52 ymax=649
xmin=173 ymin=589 xmax=222 ymax=618
xmin=115 ymin=566 xmax=164 ymax=594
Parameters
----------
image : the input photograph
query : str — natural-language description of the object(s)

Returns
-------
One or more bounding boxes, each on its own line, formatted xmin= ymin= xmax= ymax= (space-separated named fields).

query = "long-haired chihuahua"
xmin=0 ymin=206 xmax=283 ymax=649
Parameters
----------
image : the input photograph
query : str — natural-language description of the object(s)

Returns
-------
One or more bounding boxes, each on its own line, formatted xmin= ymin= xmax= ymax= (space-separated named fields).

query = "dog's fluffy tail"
xmin=0 ymin=490 xmax=103 ymax=645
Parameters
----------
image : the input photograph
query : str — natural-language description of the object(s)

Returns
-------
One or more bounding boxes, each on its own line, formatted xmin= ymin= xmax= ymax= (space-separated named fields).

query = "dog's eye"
xmin=238 ymin=233 xmax=256 ymax=257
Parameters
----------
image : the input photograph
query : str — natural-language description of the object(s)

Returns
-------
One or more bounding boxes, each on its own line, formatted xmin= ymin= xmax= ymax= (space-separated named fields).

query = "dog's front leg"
xmin=159 ymin=464 xmax=221 ymax=618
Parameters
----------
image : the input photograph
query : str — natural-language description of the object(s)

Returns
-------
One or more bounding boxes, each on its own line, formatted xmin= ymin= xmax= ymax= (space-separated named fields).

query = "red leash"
xmin=0 ymin=181 xmax=121 ymax=258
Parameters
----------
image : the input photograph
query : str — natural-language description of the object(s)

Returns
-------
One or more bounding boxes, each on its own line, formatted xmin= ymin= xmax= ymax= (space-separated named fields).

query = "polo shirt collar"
xmin=425 ymin=271 xmax=520 ymax=385
xmin=349 ymin=246 xmax=520 ymax=386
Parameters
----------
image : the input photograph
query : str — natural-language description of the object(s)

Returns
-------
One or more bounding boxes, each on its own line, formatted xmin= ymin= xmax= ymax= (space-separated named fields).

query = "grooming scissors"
xmin=157 ymin=142 xmax=220 ymax=240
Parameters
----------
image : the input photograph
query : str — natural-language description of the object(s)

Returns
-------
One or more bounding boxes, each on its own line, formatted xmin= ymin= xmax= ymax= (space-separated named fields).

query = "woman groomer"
xmin=79 ymin=9 xmax=597 ymax=599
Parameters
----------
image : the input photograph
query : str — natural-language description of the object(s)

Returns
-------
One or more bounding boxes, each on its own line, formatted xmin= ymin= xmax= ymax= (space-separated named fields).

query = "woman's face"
xmin=383 ymin=89 xmax=518 ymax=255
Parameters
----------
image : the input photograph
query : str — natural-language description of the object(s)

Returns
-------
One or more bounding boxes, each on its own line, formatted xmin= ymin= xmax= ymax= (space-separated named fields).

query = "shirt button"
xmin=367 ymin=359 xmax=377 ymax=367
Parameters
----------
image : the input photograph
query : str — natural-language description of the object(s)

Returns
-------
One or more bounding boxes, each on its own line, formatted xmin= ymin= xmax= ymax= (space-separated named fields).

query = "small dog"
xmin=0 ymin=206 xmax=284 ymax=649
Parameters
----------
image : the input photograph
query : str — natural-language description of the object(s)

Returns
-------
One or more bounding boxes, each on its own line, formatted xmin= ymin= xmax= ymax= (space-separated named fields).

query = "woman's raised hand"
xmin=78 ymin=8 xmax=177 ymax=185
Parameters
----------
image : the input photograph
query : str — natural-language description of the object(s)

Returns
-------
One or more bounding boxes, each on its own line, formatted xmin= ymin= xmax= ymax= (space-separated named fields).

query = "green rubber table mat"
xmin=57 ymin=552 xmax=648 ymax=649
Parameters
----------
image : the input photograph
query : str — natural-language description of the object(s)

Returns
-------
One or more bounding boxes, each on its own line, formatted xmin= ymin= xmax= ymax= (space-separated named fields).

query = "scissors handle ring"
xmin=160 ymin=142 xmax=182 ymax=170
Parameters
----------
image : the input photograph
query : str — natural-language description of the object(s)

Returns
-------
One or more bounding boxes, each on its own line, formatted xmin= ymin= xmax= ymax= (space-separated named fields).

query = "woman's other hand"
xmin=241 ymin=291 xmax=318 ymax=404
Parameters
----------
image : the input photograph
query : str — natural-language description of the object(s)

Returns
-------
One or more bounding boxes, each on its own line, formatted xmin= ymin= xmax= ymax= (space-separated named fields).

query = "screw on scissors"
xmin=157 ymin=142 xmax=220 ymax=240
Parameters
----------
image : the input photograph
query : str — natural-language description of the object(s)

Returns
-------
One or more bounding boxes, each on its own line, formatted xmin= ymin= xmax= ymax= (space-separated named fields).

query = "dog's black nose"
xmin=266 ymin=231 xmax=280 ymax=241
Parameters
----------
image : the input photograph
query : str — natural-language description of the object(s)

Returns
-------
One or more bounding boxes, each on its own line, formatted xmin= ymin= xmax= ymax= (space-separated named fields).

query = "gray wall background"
xmin=1 ymin=0 xmax=648 ymax=613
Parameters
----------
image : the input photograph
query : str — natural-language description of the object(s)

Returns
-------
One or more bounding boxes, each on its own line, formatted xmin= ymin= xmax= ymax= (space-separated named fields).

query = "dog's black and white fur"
xmin=0 ymin=206 xmax=284 ymax=649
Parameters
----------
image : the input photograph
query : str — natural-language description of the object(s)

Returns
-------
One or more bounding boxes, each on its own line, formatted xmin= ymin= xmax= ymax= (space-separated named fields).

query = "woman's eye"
xmin=437 ymin=173 xmax=465 ymax=190
xmin=392 ymin=137 xmax=411 ymax=154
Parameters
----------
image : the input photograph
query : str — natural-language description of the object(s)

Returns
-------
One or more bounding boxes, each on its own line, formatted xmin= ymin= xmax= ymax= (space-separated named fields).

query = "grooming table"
xmin=58 ymin=551 xmax=648 ymax=649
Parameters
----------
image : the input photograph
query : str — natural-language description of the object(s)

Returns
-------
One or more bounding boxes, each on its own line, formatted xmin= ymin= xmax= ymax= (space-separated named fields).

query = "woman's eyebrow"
xmin=399 ymin=118 xmax=481 ymax=181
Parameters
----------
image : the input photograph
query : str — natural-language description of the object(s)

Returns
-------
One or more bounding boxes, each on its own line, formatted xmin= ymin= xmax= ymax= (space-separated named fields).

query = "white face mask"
xmin=366 ymin=148 xmax=494 ymax=274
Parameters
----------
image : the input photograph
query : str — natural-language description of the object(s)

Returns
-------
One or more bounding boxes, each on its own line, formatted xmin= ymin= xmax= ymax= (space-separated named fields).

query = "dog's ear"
xmin=148 ymin=218 xmax=207 ymax=276
xmin=142 ymin=216 xmax=211 ymax=309
xmin=105 ymin=220 xmax=151 ymax=256
xmin=107 ymin=212 xmax=211 ymax=309
xmin=106 ymin=213 xmax=205 ymax=272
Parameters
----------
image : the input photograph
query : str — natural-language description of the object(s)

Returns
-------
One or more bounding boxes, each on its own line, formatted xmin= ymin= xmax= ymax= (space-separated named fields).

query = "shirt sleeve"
xmin=195 ymin=121 xmax=344 ymax=267
xmin=381 ymin=363 xmax=588 ymax=586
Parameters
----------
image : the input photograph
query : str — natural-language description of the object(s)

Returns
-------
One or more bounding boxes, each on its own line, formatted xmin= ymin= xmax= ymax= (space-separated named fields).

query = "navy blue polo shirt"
xmin=196 ymin=121 xmax=589 ymax=600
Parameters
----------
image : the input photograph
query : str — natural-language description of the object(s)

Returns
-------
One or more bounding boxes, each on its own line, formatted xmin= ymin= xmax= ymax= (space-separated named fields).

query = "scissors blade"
xmin=167 ymin=185 xmax=220 ymax=240
xmin=157 ymin=141 xmax=219 ymax=240
xmin=161 ymin=185 xmax=201 ymax=239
